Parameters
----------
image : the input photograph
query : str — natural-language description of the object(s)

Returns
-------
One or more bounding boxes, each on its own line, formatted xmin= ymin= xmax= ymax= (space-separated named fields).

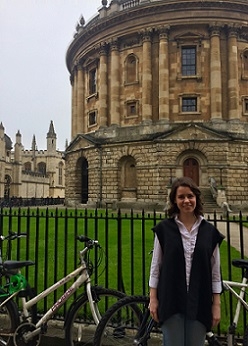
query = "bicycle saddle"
xmin=3 ymin=260 xmax=35 ymax=273
xmin=232 ymin=259 xmax=248 ymax=269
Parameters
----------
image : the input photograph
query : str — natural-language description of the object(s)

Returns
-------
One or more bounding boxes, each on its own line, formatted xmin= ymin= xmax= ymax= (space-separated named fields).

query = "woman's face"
xmin=174 ymin=185 xmax=196 ymax=215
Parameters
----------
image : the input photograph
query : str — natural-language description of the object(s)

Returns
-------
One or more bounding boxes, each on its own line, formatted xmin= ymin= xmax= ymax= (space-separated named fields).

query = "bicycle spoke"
xmin=94 ymin=296 xmax=162 ymax=346
xmin=65 ymin=288 xmax=126 ymax=346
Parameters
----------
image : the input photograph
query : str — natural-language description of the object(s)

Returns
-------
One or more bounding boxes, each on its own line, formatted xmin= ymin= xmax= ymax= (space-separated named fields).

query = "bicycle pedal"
xmin=113 ymin=327 xmax=125 ymax=338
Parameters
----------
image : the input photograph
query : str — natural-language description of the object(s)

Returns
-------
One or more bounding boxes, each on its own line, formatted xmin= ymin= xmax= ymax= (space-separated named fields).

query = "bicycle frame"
xmin=223 ymin=278 xmax=248 ymax=318
xmin=222 ymin=277 xmax=248 ymax=345
xmin=0 ymin=241 xmax=101 ymax=343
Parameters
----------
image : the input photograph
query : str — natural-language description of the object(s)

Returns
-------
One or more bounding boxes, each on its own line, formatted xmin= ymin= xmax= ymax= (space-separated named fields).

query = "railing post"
xmin=117 ymin=208 xmax=125 ymax=293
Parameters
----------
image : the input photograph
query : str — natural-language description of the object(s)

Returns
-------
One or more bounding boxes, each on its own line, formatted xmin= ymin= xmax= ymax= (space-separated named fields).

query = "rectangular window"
xmin=182 ymin=97 xmax=197 ymax=112
xmin=89 ymin=111 xmax=97 ymax=126
xmin=89 ymin=69 xmax=97 ymax=94
xmin=245 ymin=100 xmax=248 ymax=113
xmin=181 ymin=46 xmax=196 ymax=76
xmin=126 ymin=101 xmax=138 ymax=117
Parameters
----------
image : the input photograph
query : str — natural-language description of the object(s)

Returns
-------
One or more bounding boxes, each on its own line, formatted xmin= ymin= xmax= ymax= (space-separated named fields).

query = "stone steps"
xmin=201 ymin=187 xmax=222 ymax=213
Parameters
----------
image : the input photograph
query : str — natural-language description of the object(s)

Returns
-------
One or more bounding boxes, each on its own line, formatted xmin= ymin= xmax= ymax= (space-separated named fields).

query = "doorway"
xmin=183 ymin=158 xmax=199 ymax=185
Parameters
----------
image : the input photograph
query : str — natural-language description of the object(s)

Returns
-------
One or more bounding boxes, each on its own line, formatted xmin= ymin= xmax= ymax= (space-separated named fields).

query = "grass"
xmin=0 ymin=207 xmax=247 ymax=335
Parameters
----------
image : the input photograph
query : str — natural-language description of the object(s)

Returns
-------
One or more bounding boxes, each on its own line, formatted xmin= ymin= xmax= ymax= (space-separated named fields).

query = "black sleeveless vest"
xmin=154 ymin=218 xmax=224 ymax=330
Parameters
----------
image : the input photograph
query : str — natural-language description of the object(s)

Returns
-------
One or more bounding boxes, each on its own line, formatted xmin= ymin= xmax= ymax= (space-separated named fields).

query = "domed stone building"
xmin=65 ymin=0 xmax=248 ymax=210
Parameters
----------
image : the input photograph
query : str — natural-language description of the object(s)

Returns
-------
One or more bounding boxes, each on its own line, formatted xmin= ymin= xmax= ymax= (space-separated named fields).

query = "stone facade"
xmin=65 ymin=0 xmax=248 ymax=210
xmin=0 ymin=121 xmax=65 ymax=200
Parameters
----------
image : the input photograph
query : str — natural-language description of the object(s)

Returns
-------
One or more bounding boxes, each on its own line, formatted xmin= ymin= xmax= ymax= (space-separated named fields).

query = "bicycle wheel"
xmin=94 ymin=295 xmax=162 ymax=346
xmin=243 ymin=324 xmax=248 ymax=346
xmin=65 ymin=286 xmax=126 ymax=346
xmin=0 ymin=297 xmax=19 ymax=346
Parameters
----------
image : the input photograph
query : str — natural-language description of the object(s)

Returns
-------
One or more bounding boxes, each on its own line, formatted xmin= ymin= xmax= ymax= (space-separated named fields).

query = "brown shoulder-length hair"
xmin=167 ymin=177 xmax=204 ymax=217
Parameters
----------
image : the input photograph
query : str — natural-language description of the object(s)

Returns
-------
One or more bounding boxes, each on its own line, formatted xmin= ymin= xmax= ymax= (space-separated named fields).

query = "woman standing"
xmin=149 ymin=177 xmax=224 ymax=346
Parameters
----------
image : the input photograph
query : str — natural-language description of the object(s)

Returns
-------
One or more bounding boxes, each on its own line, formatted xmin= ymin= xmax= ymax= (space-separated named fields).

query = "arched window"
xmin=37 ymin=162 xmax=46 ymax=175
xmin=24 ymin=162 xmax=31 ymax=171
xmin=125 ymin=54 xmax=138 ymax=84
xmin=58 ymin=162 xmax=63 ymax=185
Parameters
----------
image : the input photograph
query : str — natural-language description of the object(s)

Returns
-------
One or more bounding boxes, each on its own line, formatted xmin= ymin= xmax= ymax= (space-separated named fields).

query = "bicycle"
xmin=93 ymin=259 xmax=248 ymax=346
xmin=0 ymin=231 xmax=126 ymax=346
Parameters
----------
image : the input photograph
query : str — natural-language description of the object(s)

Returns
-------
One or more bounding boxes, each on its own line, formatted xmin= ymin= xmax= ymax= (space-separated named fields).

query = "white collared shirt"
xmin=149 ymin=215 xmax=222 ymax=293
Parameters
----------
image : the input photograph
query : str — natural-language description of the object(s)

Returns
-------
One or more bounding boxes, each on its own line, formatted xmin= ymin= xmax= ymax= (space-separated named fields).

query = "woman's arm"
xmin=149 ymin=287 xmax=159 ymax=322
xmin=212 ymin=293 xmax=221 ymax=327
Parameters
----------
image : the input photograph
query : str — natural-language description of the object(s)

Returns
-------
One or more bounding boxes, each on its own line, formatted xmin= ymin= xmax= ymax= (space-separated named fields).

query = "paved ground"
xmin=39 ymin=320 xmax=65 ymax=345
xmin=41 ymin=335 xmax=65 ymax=346
xmin=207 ymin=214 xmax=248 ymax=257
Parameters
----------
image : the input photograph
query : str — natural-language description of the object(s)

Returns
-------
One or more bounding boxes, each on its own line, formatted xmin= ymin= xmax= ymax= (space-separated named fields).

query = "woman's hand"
xmin=149 ymin=288 xmax=159 ymax=323
xmin=212 ymin=294 xmax=221 ymax=327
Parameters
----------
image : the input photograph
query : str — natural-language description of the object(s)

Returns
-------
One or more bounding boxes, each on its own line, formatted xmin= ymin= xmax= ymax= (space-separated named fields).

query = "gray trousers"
xmin=161 ymin=313 xmax=207 ymax=346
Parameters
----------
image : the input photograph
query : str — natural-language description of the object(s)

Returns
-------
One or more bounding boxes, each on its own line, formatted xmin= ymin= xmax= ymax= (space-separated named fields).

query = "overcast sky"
xmin=0 ymin=0 xmax=102 ymax=151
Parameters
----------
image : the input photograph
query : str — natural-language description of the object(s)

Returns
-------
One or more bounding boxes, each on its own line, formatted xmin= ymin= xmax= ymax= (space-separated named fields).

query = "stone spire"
xmin=0 ymin=122 xmax=4 ymax=139
xmin=31 ymin=134 xmax=37 ymax=151
xmin=47 ymin=120 xmax=57 ymax=152
xmin=14 ymin=130 xmax=22 ymax=162
xmin=16 ymin=130 xmax=22 ymax=144
xmin=47 ymin=120 xmax=57 ymax=140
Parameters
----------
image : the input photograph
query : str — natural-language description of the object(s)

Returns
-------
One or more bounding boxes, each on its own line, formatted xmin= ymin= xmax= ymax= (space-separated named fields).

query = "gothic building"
xmin=65 ymin=0 xmax=248 ymax=210
xmin=0 ymin=121 xmax=65 ymax=201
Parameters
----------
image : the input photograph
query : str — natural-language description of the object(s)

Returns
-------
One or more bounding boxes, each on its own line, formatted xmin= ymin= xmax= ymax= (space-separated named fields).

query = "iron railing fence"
xmin=0 ymin=207 xmax=247 ymax=335
xmin=0 ymin=197 xmax=65 ymax=208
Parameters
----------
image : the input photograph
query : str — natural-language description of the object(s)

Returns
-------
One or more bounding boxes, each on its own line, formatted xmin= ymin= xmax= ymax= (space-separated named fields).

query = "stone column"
xmin=77 ymin=63 xmax=85 ymax=134
xmin=209 ymin=25 xmax=222 ymax=120
xmin=141 ymin=29 xmax=152 ymax=121
xmin=71 ymin=68 xmax=77 ymax=140
xmin=98 ymin=44 xmax=108 ymax=127
xmin=227 ymin=26 xmax=239 ymax=120
xmin=158 ymin=27 xmax=170 ymax=121
xmin=110 ymin=39 xmax=120 ymax=125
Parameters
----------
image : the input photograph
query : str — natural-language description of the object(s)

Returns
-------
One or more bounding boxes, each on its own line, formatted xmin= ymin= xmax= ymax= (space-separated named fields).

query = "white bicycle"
xmin=0 ymin=231 xmax=125 ymax=346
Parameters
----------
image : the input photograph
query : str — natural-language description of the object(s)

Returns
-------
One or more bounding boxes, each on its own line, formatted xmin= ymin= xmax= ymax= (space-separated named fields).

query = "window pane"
xmin=127 ymin=102 xmax=137 ymax=116
xmin=127 ymin=56 xmax=136 ymax=83
xmin=182 ymin=47 xmax=196 ymax=76
xmin=89 ymin=111 xmax=97 ymax=125
xmin=245 ymin=100 xmax=248 ymax=112
xmin=89 ymin=69 xmax=96 ymax=94
xmin=182 ymin=97 xmax=197 ymax=112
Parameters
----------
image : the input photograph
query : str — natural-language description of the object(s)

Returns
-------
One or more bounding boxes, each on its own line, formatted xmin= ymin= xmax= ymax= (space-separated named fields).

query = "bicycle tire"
xmin=243 ymin=324 xmax=248 ymax=346
xmin=65 ymin=286 xmax=126 ymax=346
xmin=0 ymin=297 xmax=19 ymax=346
xmin=93 ymin=295 xmax=162 ymax=346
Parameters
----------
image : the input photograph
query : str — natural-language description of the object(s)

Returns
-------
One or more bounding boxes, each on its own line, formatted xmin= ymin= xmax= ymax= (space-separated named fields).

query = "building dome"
xmin=65 ymin=0 xmax=248 ymax=210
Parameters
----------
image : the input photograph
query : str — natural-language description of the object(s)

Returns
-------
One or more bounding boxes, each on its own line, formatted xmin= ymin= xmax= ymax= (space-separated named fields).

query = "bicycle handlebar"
xmin=77 ymin=235 xmax=99 ymax=249
xmin=0 ymin=231 xmax=27 ymax=242
xmin=0 ymin=233 xmax=99 ymax=247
